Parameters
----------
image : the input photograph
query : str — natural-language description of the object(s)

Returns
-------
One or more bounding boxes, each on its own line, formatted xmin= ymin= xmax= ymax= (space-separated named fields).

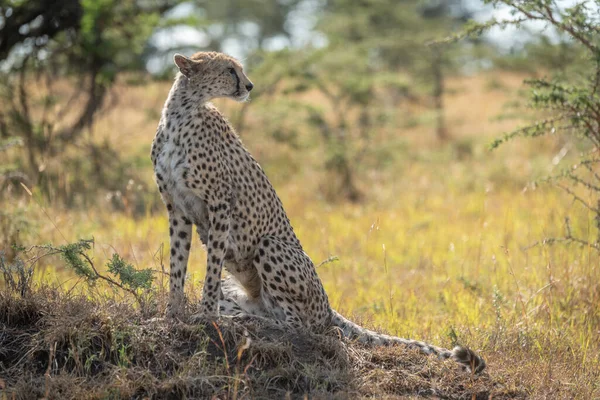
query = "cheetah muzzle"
xmin=150 ymin=51 xmax=485 ymax=374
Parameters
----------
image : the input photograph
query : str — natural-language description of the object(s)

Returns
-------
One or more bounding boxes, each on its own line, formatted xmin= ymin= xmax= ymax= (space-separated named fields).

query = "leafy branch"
xmin=454 ymin=0 xmax=600 ymax=253
xmin=10 ymin=239 xmax=156 ymax=305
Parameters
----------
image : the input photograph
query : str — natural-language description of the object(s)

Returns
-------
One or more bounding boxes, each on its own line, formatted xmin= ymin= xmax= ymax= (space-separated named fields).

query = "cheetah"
xmin=150 ymin=51 xmax=485 ymax=373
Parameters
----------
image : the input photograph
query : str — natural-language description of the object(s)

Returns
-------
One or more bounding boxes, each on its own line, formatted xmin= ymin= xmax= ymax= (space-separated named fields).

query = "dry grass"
xmin=1 ymin=286 xmax=523 ymax=399
xmin=1 ymin=71 xmax=600 ymax=398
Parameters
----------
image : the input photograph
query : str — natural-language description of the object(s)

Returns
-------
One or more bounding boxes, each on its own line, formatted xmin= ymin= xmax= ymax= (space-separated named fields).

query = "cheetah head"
xmin=173 ymin=51 xmax=253 ymax=102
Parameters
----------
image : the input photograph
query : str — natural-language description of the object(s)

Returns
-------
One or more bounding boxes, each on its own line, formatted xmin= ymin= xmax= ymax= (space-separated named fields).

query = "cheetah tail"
xmin=330 ymin=310 xmax=486 ymax=374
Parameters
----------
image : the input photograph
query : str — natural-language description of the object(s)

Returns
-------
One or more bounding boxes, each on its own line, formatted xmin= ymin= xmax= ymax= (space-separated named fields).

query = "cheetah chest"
xmin=154 ymin=131 xmax=247 ymax=268
xmin=155 ymin=138 xmax=210 ymax=239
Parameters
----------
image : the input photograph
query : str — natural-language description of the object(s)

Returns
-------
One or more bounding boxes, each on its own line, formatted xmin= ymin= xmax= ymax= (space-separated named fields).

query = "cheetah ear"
xmin=174 ymin=54 xmax=201 ymax=78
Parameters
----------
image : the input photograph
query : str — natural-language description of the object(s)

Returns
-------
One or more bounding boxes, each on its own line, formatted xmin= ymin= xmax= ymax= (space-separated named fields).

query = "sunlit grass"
xmin=11 ymin=172 xmax=599 ymax=344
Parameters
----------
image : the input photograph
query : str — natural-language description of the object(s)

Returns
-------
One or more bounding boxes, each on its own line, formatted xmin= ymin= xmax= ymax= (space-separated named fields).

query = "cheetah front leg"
xmin=193 ymin=200 xmax=231 ymax=319
xmin=166 ymin=207 xmax=193 ymax=319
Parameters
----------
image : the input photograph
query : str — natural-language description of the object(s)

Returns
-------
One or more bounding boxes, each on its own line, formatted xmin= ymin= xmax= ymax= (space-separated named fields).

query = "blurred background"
xmin=1 ymin=0 xmax=590 ymax=211
xmin=1 ymin=1 xmax=599 ymax=380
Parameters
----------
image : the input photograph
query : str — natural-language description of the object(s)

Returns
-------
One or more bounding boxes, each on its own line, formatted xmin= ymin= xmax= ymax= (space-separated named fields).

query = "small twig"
xmin=566 ymin=172 xmax=600 ymax=192
xmin=504 ymin=1 xmax=598 ymax=53
xmin=556 ymin=183 xmax=599 ymax=213
xmin=565 ymin=216 xmax=573 ymax=239
xmin=581 ymin=160 xmax=600 ymax=183
xmin=44 ymin=342 xmax=57 ymax=399
xmin=23 ymin=247 xmax=62 ymax=267
xmin=524 ymin=215 xmax=600 ymax=252
xmin=212 ymin=321 xmax=230 ymax=373
xmin=232 ymin=332 xmax=252 ymax=400
xmin=317 ymin=256 xmax=339 ymax=268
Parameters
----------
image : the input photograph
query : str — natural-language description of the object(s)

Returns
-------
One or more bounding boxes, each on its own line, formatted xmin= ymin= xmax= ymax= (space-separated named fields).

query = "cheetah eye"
xmin=228 ymin=67 xmax=236 ymax=77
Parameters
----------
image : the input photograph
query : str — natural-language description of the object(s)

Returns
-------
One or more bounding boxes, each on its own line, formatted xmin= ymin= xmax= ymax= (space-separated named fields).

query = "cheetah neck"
xmin=164 ymin=74 xmax=210 ymax=116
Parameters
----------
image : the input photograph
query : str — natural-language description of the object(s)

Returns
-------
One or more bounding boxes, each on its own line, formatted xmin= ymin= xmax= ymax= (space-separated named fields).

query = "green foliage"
xmin=277 ymin=1 xmax=476 ymax=198
xmin=460 ymin=0 xmax=600 ymax=251
xmin=53 ymin=238 xmax=156 ymax=297
xmin=197 ymin=0 xmax=302 ymax=49
xmin=1 ymin=0 xmax=480 ymax=205
xmin=58 ymin=239 xmax=98 ymax=282
xmin=0 ymin=0 xmax=177 ymax=205
xmin=471 ymin=2 xmax=600 ymax=145
xmin=2 ymin=238 xmax=157 ymax=306
xmin=106 ymin=253 xmax=153 ymax=291
xmin=320 ymin=0 xmax=471 ymax=77
xmin=78 ymin=0 xmax=161 ymax=75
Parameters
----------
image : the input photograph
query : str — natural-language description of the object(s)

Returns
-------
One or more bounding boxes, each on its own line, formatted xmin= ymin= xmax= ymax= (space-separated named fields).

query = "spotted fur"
xmin=151 ymin=51 xmax=485 ymax=373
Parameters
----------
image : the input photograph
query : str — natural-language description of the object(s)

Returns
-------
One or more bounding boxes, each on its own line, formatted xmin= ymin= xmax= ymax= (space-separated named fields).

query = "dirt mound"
xmin=0 ymin=288 xmax=522 ymax=399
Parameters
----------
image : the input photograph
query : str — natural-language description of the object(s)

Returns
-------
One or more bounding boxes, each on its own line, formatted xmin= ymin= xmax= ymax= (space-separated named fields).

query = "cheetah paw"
xmin=165 ymin=302 xmax=184 ymax=321
xmin=190 ymin=311 xmax=219 ymax=323
xmin=190 ymin=303 xmax=220 ymax=323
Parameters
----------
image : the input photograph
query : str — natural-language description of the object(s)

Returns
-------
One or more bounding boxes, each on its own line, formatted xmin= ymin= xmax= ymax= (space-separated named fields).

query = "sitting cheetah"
xmin=151 ymin=51 xmax=485 ymax=373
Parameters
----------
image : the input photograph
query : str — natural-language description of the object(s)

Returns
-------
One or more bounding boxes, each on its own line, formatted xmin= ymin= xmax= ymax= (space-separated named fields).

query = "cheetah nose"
xmin=245 ymin=82 xmax=254 ymax=91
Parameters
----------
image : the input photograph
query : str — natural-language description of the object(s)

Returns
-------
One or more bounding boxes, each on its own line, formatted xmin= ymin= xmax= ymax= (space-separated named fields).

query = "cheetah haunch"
xmin=151 ymin=51 xmax=485 ymax=374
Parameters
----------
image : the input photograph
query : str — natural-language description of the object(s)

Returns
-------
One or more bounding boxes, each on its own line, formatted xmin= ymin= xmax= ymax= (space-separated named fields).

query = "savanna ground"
xmin=1 ymin=71 xmax=599 ymax=399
